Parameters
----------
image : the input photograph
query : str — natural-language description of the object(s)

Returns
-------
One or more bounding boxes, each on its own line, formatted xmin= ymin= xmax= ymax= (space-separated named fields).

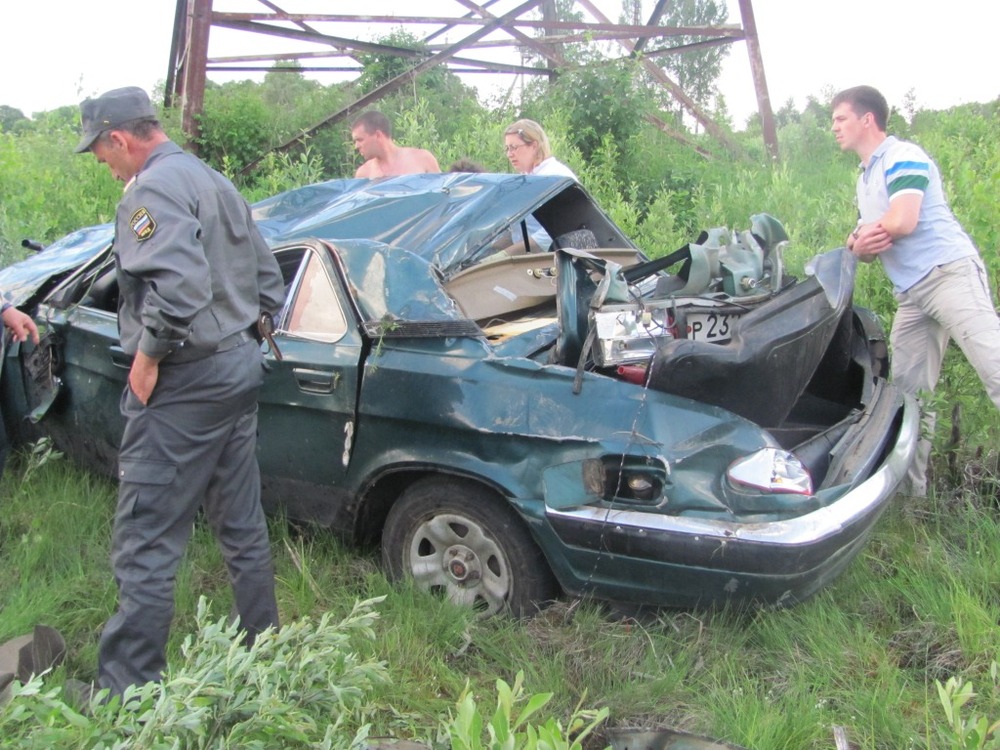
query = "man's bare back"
xmin=351 ymin=113 xmax=441 ymax=178
xmin=355 ymin=146 xmax=440 ymax=178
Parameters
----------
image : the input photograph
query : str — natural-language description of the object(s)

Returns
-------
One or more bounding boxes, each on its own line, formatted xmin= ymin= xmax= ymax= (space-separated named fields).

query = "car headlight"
xmin=726 ymin=448 xmax=813 ymax=495
xmin=592 ymin=307 xmax=675 ymax=367
xmin=600 ymin=456 xmax=668 ymax=504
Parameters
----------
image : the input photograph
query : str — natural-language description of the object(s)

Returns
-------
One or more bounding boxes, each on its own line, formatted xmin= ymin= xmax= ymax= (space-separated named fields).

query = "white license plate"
xmin=686 ymin=312 xmax=737 ymax=342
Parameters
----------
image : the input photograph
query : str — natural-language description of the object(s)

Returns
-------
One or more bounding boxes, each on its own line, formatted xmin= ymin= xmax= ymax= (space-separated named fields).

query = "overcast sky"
xmin=1 ymin=1 xmax=996 ymax=127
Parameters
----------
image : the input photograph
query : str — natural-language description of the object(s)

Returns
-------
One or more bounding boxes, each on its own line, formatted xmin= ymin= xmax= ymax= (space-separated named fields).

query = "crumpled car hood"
xmin=253 ymin=172 xmax=574 ymax=277
xmin=0 ymin=226 xmax=113 ymax=307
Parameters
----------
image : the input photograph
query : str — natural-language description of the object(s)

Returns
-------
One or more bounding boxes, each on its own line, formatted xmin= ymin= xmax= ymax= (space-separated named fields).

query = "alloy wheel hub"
xmin=443 ymin=545 xmax=481 ymax=584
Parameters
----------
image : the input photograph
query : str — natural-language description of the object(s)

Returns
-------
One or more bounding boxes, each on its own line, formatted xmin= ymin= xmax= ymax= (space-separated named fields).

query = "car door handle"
xmin=109 ymin=347 xmax=132 ymax=370
xmin=293 ymin=368 xmax=339 ymax=394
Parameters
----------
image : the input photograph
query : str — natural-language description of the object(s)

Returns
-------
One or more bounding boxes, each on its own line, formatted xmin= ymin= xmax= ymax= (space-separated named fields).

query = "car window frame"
xmin=273 ymin=244 xmax=350 ymax=345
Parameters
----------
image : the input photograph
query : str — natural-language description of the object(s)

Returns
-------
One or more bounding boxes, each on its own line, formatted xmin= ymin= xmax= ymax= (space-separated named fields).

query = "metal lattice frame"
xmin=166 ymin=0 xmax=778 ymax=165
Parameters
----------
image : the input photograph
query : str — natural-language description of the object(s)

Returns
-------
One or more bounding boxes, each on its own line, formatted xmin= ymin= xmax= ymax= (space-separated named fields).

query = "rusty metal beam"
xmin=207 ymin=50 xmax=541 ymax=77
xmin=164 ymin=0 xmax=187 ymax=108
xmin=212 ymin=19 xmax=428 ymax=58
xmin=207 ymin=49 xmax=545 ymax=76
xmin=541 ymin=0 xmax=560 ymax=76
xmin=738 ymin=0 xmax=778 ymax=159
xmin=644 ymin=113 xmax=715 ymax=159
xmin=452 ymin=0 xmax=568 ymax=68
xmin=239 ymin=0 xmax=543 ymax=174
xmin=208 ymin=59 xmax=545 ymax=76
xmin=212 ymin=11 xmax=741 ymax=35
xmin=255 ymin=0 xmax=367 ymax=65
xmin=423 ymin=26 xmax=741 ymax=50
xmin=181 ymin=0 xmax=212 ymax=148
xmin=619 ymin=35 xmax=739 ymax=60
xmin=205 ymin=25 xmax=740 ymax=60
xmin=575 ymin=0 xmax=739 ymax=156
xmin=253 ymin=0 xmax=322 ymax=35
xmin=422 ymin=0 xmax=505 ymax=44
xmin=631 ymin=0 xmax=671 ymax=57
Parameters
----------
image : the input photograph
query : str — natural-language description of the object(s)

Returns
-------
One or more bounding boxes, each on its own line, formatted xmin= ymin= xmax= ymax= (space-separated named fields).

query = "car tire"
xmin=381 ymin=477 xmax=559 ymax=617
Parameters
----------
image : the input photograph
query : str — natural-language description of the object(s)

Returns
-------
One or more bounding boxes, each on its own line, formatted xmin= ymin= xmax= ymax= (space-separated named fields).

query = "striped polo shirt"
xmin=856 ymin=135 xmax=977 ymax=292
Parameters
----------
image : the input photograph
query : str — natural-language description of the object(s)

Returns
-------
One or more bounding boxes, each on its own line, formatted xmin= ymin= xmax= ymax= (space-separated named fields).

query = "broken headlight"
xmin=592 ymin=306 xmax=676 ymax=367
xmin=726 ymin=448 xmax=813 ymax=496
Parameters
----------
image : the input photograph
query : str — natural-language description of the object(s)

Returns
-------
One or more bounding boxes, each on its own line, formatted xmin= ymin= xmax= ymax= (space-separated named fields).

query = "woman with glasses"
xmin=503 ymin=119 xmax=577 ymax=180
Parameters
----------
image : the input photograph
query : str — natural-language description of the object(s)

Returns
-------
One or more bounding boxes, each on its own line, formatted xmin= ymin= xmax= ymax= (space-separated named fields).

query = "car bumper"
xmin=542 ymin=392 xmax=919 ymax=607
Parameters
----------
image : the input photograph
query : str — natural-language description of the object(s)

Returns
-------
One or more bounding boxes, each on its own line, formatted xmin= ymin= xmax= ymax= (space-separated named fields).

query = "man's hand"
xmin=128 ymin=351 xmax=161 ymax=405
xmin=849 ymin=222 xmax=893 ymax=261
xmin=1 ymin=307 xmax=40 ymax=345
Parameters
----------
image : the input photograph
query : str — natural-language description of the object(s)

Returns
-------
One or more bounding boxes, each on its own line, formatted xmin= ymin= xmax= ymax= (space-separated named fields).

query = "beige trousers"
xmin=890 ymin=256 xmax=1000 ymax=495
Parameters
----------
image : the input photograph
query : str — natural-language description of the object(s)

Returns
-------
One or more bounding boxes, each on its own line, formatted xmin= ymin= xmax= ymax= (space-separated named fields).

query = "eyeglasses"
xmin=504 ymin=128 xmax=535 ymax=154
xmin=503 ymin=142 xmax=530 ymax=155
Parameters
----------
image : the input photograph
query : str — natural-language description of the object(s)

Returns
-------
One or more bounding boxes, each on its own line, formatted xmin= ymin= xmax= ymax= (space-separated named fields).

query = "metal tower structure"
xmin=165 ymin=0 xmax=778 ymax=162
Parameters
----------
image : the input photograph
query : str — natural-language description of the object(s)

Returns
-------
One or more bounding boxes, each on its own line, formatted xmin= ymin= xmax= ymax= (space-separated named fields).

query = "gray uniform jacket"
xmin=114 ymin=141 xmax=285 ymax=363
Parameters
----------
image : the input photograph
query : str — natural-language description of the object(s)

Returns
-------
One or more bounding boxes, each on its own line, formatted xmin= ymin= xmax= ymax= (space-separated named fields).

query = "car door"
xmin=24 ymin=251 xmax=128 ymax=474
xmin=255 ymin=242 xmax=364 ymax=528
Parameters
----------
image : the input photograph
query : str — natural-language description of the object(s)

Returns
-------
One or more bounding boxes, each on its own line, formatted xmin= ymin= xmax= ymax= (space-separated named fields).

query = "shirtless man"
xmin=351 ymin=111 xmax=440 ymax=178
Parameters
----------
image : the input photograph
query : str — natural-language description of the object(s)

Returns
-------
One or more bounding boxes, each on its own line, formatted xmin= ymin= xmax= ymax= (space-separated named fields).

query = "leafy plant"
xmin=18 ymin=436 xmax=63 ymax=487
xmin=0 ymin=596 xmax=389 ymax=748
xmin=194 ymin=82 xmax=275 ymax=173
xmin=441 ymin=671 xmax=609 ymax=750
xmin=935 ymin=665 xmax=1000 ymax=750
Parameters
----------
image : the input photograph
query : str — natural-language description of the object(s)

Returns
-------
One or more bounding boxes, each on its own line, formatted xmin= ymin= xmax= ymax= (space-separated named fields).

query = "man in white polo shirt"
xmin=831 ymin=84 xmax=1000 ymax=496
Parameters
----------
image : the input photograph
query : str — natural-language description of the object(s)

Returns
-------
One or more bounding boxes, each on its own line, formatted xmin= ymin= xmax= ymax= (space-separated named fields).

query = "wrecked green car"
xmin=0 ymin=173 xmax=917 ymax=615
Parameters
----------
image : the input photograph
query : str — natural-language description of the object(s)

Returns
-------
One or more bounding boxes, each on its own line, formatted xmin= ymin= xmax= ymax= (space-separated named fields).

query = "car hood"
xmin=0 ymin=225 xmax=113 ymax=307
xmin=253 ymin=172 xmax=575 ymax=278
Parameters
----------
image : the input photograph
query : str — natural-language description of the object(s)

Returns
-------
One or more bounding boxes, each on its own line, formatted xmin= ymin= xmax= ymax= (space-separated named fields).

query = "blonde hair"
xmin=503 ymin=119 xmax=552 ymax=161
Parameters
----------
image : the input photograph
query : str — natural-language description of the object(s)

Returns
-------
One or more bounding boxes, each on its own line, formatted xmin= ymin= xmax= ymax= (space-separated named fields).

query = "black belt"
xmin=159 ymin=327 xmax=255 ymax=365
xmin=216 ymin=328 xmax=254 ymax=352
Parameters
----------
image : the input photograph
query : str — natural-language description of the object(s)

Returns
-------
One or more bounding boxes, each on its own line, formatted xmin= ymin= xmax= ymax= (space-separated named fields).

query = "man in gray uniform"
xmin=75 ymin=87 xmax=285 ymax=696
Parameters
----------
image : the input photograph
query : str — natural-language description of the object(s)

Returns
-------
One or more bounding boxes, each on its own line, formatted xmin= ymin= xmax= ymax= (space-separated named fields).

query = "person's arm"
xmin=877 ymin=192 xmax=922 ymax=238
xmin=422 ymin=150 xmax=441 ymax=174
xmin=119 ymin=182 xmax=212 ymax=361
xmin=1 ymin=304 xmax=40 ymax=344
xmin=848 ymin=191 xmax=922 ymax=261
xmin=117 ymin=180 xmax=210 ymax=404
xmin=848 ymin=222 xmax=892 ymax=261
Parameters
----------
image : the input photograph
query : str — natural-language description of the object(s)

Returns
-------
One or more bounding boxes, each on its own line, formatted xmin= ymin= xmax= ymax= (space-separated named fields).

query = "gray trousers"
xmin=98 ymin=340 xmax=279 ymax=695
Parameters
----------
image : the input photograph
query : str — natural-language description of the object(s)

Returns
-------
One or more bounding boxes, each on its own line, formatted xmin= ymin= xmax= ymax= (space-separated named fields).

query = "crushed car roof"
xmin=1 ymin=173 xmax=578 ymax=307
xmin=253 ymin=172 xmax=576 ymax=276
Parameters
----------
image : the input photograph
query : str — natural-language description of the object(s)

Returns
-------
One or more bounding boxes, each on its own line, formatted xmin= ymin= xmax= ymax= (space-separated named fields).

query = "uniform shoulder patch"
xmin=129 ymin=207 xmax=156 ymax=241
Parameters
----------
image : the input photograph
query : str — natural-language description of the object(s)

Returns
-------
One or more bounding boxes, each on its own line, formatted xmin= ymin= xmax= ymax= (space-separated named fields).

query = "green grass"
xmin=1 ymin=441 xmax=999 ymax=748
xmin=1 ymin=86 xmax=999 ymax=749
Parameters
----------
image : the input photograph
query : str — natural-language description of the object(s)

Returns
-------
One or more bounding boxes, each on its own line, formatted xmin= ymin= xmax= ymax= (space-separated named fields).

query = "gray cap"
xmin=75 ymin=86 xmax=156 ymax=153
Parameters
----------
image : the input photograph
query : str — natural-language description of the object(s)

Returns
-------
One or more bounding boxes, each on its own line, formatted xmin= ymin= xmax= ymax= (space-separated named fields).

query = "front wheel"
xmin=381 ymin=477 xmax=559 ymax=617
